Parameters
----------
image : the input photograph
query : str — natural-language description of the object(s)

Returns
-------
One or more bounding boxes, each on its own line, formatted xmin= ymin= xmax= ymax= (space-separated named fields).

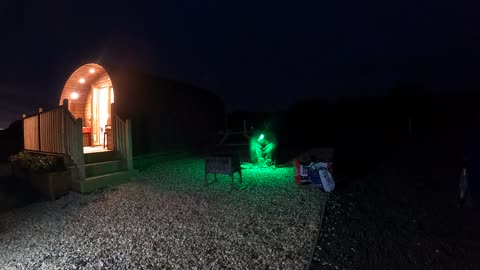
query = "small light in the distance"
xmin=89 ymin=68 xmax=95 ymax=74
xmin=79 ymin=78 xmax=85 ymax=84
xmin=71 ymin=92 xmax=79 ymax=100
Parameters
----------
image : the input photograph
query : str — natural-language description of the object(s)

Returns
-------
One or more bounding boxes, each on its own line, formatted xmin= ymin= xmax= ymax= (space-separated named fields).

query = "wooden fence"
xmin=63 ymin=106 xmax=86 ymax=180
xmin=23 ymin=115 xmax=39 ymax=151
xmin=113 ymin=115 xmax=133 ymax=170
xmin=23 ymin=100 xmax=133 ymax=181
xmin=23 ymin=99 xmax=85 ymax=180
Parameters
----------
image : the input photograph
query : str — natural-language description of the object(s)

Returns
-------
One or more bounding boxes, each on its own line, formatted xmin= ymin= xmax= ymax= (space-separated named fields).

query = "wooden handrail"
xmin=111 ymin=114 xmax=133 ymax=170
xmin=110 ymin=102 xmax=131 ymax=169
xmin=22 ymin=98 xmax=76 ymax=121
xmin=62 ymin=108 xmax=85 ymax=180
xmin=60 ymin=99 xmax=76 ymax=122
xmin=22 ymin=105 xmax=63 ymax=120
xmin=64 ymin=108 xmax=76 ymax=122
xmin=114 ymin=115 xmax=126 ymax=159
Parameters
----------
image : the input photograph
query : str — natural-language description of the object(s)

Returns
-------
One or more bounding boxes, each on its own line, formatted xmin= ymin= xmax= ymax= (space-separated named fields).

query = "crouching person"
xmin=253 ymin=133 xmax=275 ymax=167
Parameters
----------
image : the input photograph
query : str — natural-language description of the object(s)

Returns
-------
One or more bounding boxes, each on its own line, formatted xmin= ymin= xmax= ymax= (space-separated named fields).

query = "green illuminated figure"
xmin=253 ymin=133 xmax=275 ymax=167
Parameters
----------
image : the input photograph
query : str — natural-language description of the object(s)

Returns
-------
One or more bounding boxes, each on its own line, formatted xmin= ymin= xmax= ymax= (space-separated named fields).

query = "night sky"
xmin=1 ymin=0 xmax=479 ymax=129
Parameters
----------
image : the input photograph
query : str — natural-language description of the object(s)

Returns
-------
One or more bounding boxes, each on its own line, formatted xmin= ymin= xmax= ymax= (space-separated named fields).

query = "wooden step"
xmin=72 ymin=170 xmax=138 ymax=193
xmin=85 ymin=160 xmax=124 ymax=178
xmin=84 ymin=151 xmax=118 ymax=164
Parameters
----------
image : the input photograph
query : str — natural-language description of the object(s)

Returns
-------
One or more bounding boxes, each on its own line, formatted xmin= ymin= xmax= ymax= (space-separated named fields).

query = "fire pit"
xmin=204 ymin=155 xmax=242 ymax=189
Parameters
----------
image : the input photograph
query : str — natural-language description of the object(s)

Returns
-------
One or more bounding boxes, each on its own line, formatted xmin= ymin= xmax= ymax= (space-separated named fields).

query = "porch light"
xmin=79 ymin=78 xmax=85 ymax=84
xmin=89 ymin=68 xmax=95 ymax=74
xmin=70 ymin=92 xmax=79 ymax=100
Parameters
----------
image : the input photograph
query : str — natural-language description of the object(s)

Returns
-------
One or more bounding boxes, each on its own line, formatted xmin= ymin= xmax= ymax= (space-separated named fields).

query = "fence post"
xmin=76 ymin=118 xmax=86 ymax=181
xmin=111 ymin=102 xmax=117 ymax=151
xmin=38 ymin=108 xmax=42 ymax=151
xmin=125 ymin=119 xmax=133 ymax=170
xmin=62 ymin=99 xmax=69 ymax=153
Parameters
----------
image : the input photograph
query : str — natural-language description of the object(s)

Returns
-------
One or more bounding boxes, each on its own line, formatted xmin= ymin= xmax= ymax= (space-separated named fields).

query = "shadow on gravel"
xmin=310 ymin=144 xmax=480 ymax=270
xmin=0 ymin=165 xmax=43 ymax=213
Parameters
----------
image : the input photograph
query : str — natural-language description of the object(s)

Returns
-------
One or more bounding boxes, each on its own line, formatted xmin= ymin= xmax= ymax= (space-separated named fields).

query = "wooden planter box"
xmin=12 ymin=167 xmax=29 ymax=181
xmin=30 ymin=171 xmax=71 ymax=201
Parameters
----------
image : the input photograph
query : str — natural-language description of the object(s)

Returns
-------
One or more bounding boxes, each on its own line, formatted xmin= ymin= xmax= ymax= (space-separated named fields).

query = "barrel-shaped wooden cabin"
xmin=22 ymin=63 xmax=225 ymax=192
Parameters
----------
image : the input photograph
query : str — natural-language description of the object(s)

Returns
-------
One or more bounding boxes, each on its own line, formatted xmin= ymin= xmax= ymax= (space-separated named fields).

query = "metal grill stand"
xmin=205 ymin=155 xmax=242 ymax=189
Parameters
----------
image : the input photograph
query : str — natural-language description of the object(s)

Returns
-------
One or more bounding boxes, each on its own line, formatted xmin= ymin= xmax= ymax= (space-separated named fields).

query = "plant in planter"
xmin=9 ymin=151 xmax=71 ymax=201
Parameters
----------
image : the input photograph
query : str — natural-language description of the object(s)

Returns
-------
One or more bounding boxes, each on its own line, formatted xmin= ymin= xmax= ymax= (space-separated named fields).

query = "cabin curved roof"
xmin=59 ymin=63 xmax=113 ymax=120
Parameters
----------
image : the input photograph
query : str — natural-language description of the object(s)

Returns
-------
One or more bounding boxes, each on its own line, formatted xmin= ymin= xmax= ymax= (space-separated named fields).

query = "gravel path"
xmin=1 ymin=157 xmax=326 ymax=269
xmin=310 ymin=146 xmax=480 ymax=270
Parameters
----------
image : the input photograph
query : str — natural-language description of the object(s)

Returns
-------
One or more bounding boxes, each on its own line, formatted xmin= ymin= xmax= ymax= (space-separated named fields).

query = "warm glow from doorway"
xmin=79 ymin=78 xmax=85 ymax=84
xmin=70 ymin=92 xmax=79 ymax=100
xmin=89 ymin=68 xmax=95 ymax=74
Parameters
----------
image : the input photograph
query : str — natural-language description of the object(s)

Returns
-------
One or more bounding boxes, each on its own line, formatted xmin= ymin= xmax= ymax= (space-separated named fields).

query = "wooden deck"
xmin=83 ymin=146 xmax=111 ymax=154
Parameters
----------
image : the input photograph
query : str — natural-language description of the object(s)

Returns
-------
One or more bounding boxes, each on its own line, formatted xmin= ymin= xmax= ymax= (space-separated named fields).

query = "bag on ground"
xmin=307 ymin=162 xmax=335 ymax=192
xmin=294 ymin=160 xmax=311 ymax=185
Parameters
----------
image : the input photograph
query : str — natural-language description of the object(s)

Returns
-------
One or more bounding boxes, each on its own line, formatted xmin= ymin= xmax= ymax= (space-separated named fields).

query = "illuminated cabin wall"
xmin=60 ymin=64 xmax=113 ymax=136
xmin=59 ymin=63 xmax=112 ymax=121
xmin=84 ymin=90 xmax=93 ymax=128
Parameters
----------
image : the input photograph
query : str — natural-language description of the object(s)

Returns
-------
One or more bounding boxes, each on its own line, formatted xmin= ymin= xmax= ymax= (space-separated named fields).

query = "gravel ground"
xmin=0 ymin=157 xmax=326 ymax=269
xmin=310 ymin=145 xmax=480 ymax=270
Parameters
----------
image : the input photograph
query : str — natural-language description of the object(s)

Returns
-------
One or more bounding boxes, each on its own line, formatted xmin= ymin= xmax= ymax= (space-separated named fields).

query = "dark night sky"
xmin=1 ymin=0 xmax=479 ymax=129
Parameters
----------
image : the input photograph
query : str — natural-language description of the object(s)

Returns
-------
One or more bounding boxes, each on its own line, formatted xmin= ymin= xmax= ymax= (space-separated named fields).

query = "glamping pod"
xmin=22 ymin=62 xmax=225 ymax=192
xmin=109 ymin=69 xmax=225 ymax=155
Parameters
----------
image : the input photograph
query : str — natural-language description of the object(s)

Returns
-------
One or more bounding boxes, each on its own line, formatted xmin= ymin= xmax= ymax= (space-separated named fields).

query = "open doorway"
xmin=59 ymin=63 xmax=116 ymax=153
xmin=91 ymin=86 xmax=114 ymax=147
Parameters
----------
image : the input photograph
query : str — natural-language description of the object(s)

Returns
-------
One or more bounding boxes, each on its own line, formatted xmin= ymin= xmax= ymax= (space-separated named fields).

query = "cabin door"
xmin=92 ymin=86 xmax=111 ymax=146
